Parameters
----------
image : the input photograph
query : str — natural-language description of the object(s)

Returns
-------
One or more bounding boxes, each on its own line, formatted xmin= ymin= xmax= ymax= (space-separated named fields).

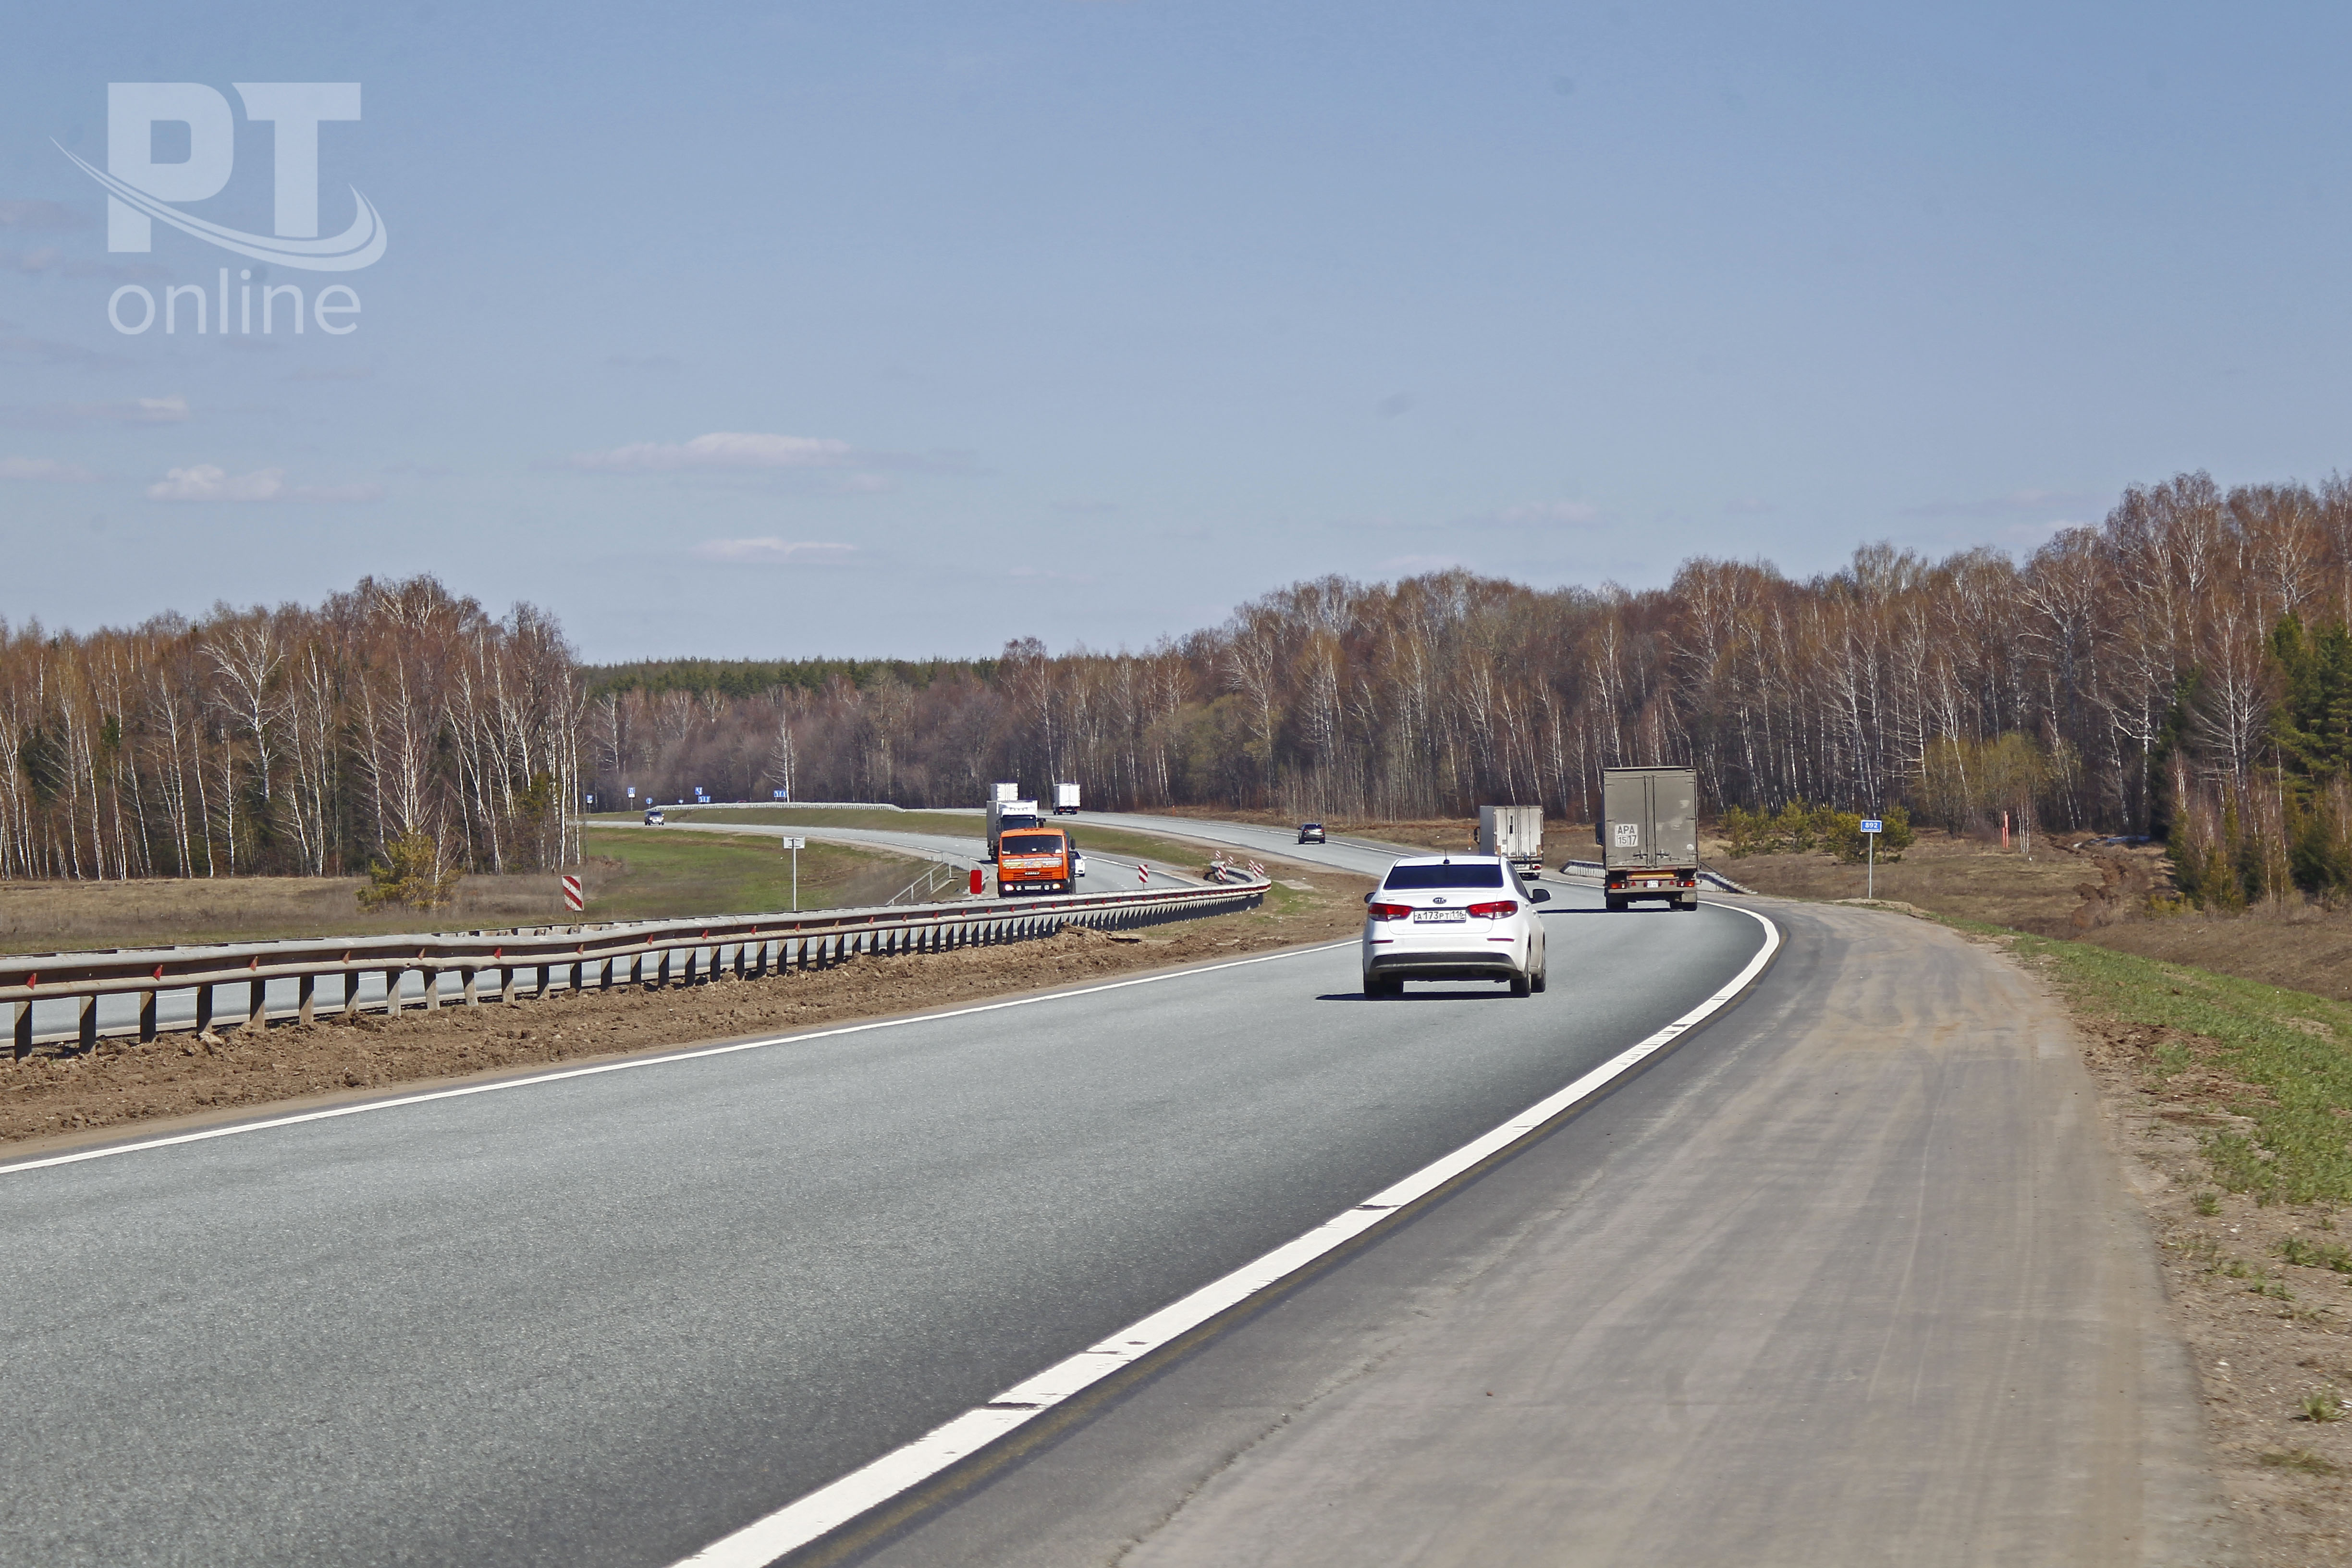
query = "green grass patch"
xmin=2261 ymin=1447 xmax=2340 ymax=1474
xmin=587 ymin=808 xmax=1270 ymax=881
xmin=577 ymin=827 xmax=923 ymax=919
xmin=1987 ymin=926 xmax=2352 ymax=1204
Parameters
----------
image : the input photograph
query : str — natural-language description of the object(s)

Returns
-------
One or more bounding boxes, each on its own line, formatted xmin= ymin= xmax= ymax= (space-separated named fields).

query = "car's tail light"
xmin=1466 ymin=900 xmax=1519 ymax=919
xmin=1367 ymin=902 xmax=1413 ymax=921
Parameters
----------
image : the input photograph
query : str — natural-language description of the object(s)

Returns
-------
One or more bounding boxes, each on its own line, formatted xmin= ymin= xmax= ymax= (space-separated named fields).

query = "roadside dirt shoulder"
xmin=1899 ymin=906 xmax=2352 ymax=1564
xmin=1 ymin=873 xmax=1373 ymax=1156
xmin=2070 ymin=1002 xmax=2352 ymax=1564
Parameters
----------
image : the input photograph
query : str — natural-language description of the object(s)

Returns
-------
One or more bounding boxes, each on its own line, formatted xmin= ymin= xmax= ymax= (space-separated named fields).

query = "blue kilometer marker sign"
xmin=1859 ymin=819 xmax=1883 ymax=833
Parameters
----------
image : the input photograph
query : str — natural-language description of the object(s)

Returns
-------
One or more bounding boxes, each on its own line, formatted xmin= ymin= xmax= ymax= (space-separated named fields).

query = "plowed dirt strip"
xmin=0 ymin=876 xmax=1371 ymax=1154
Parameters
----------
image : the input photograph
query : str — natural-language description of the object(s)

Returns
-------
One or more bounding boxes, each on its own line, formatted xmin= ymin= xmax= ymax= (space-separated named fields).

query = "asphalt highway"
xmin=860 ymin=897 xmax=2229 ymax=1568
xmin=0 ymin=839 xmax=1766 ymax=1565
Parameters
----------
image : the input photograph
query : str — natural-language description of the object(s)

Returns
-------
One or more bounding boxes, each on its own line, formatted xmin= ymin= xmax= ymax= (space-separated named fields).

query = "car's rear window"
xmin=1383 ymin=862 xmax=1505 ymax=889
xmin=1002 ymin=833 xmax=1065 ymax=855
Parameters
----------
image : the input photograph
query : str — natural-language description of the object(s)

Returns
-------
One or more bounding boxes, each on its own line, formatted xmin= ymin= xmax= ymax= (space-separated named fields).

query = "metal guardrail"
xmin=3 ymin=878 xmax=1268 ymax=1057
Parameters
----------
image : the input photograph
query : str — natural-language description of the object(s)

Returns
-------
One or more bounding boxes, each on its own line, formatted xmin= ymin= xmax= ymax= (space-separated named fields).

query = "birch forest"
xmin=9 ymin=470 xmax=2351 ymax=903
xmin=0 ymin=575 xmax=582 ymax=882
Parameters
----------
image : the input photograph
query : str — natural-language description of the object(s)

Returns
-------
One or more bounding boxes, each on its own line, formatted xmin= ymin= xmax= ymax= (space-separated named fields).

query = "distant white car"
xmin=1361 ymin=855 xmax=1548 ymax=998
xmin=643 ymin=807 xmax=665 ymax=825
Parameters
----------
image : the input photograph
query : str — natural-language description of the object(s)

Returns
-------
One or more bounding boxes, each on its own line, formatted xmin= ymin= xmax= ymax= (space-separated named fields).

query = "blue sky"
xmin=3 ymin=2 xmax=2349 ymax=661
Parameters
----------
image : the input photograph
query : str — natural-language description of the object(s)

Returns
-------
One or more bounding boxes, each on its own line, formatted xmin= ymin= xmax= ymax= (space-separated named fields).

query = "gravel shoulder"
xmin=856 ymin=897 xmax=2232 ymax=1568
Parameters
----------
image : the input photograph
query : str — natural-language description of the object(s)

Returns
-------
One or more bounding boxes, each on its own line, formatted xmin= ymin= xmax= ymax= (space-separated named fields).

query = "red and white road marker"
xmin=1137 ymin=864 xmax=1150 ymax=886
xmin=561 ymin=873 xmax=583 ymax=912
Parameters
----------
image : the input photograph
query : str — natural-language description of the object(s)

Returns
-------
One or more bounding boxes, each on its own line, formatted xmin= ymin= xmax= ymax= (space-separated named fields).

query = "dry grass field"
xmin=0 ymin=828 xmax=924 ymax=956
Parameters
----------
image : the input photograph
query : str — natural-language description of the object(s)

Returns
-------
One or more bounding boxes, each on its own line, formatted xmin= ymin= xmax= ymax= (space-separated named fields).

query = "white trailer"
xmin=1054 ymin=782 xmax=1081 ymax=815
xmin=1478 ymin=805 xmax=1544 ymax=873
xmin=987 ymin=796 xmax=1042 ymax=860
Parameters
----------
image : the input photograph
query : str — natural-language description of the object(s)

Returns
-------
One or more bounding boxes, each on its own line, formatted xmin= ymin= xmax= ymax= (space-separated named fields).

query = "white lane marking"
xmin=669 ymin=902 xmax=1781 ymax=1568
xmin=0 ymin=943 xmax=1353 ymax=1179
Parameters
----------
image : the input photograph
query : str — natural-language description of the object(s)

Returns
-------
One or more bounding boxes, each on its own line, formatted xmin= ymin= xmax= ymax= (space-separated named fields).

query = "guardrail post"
xmin=384 ymin=969 xmax=404 ymax=1016
xmin=569 ymin=961 xmax=584 ymax=994
xmin=424 ymin=969 xmax=441 ymax=1010
xmin=297 ymin=975 xmax=316 ymax=1025
xmin=77 ymin=994 xmax=97 ymax=1052
xmin=197 ymin=983 xmax=217 ymax=1033
xmin=248 ymin=978 xmax=267 ymax=1030
xmin=12 ymin=999 xmax=28 ymax=1058
xmin=683 ymin=949 xmax=699 ymax=986
xmin=342 ymin=974 xmax=361 ymax=1019
xmin=140 ymin=990 xmax=159 ymax=1042
xmin=462 ymin=968 xmax=478 ymax=1006
xmin=501 ymin=967 xmax=517 ymax=1004
xmin=536 ymin=964 xmax=551 ymax=998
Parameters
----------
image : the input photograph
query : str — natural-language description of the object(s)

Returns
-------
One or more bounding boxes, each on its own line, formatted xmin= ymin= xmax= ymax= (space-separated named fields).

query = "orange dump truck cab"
xmin=995 ymin=828 xmax=1077 ymax=896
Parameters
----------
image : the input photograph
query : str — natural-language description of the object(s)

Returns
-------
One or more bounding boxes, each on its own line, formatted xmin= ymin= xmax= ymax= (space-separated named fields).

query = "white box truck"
xmin=987 ymin=796 xmax=1042 ymax=860
xmin=1054 ymin=782 xmax=1081 ymax=815
xmin=1478 ymin=805 xmax=1544 ymax=874
xmin=1597 ymin=765 xmax=1700 ymax=911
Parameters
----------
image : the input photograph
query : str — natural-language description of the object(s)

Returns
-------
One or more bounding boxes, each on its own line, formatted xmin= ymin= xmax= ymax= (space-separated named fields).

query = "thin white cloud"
xmin=0 ymin=455 xmax=96 ymax=482
xmin=146 ymin=464 xmax=382 ymax=503
xmin=0 ymin=394 xmax=188 ymax=429
xmin=688 ymin=538 xmax=857 ymax=565
xmin=148 ymin=465 xmax=285 ymax=501
xmin=569 ymin=432 xmax=853 ymax=473
xmin=94 ymin=394 xmax=188 ymax=424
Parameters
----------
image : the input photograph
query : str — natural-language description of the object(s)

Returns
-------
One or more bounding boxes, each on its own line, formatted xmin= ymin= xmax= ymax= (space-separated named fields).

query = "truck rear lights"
xmin=1465 ymin=900 xmax=1519 ymax=918
xmin=1367 ymin=902 xmax=1413 ymax=921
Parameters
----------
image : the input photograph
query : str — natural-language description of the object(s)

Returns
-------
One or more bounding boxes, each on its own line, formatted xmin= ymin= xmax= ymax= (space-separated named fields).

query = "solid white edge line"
xmin=0 ymin=942 xmax=1350 ymax=1179
xmin=668 ymin=901 xmax=1783 ymax=1568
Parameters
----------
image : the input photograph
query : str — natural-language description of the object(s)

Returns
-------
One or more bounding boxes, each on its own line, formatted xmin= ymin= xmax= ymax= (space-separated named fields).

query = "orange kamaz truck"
xmin=994 ymin=826 xmax=1079 ymax=896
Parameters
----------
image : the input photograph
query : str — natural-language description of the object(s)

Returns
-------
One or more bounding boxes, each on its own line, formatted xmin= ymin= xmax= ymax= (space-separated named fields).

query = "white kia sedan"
xmin=1361 ymin=854 xmax=1550 ymax=998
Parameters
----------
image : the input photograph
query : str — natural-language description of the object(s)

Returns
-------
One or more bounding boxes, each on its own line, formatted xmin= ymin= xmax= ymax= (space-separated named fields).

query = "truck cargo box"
xmin=1596 ymin=766 xmax=1700 ymax=910
xmin=1477 ymin=805 xmax=1544 ymax=872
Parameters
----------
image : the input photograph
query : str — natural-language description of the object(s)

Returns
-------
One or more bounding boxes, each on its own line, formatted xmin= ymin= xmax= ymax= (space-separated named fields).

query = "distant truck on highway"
xmin=1054 ymin=782 xmax=1081 ymax=815
xmin=995 ymin=825 xmax=1078 ymax=896
xmin=1478 ymin=805 xmax=1544 ymax=873
xmin=1596 ymin=765 xmax=1700 ymax=911
xmin=986 ymin=793 xmax=1042 ymax=861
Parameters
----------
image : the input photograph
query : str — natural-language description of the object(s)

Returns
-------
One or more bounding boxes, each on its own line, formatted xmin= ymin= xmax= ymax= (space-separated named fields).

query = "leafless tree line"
xmin=588 ymin=470 xmax=2352 ymax=838
xmin=0 ymin=576 xmax=582 ymax=881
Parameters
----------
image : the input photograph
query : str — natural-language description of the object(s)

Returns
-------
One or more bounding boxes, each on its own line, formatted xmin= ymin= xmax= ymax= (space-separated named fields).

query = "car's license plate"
xmin=1413 ymin=909 xmax=1468 ymax=923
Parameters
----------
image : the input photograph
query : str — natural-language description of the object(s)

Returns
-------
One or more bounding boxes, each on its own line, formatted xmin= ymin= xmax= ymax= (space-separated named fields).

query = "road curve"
xmin=0 ymin=839 xmax=1766 ymax=1564
xmin=857 ymin=899 xmax=2230 ymax=1568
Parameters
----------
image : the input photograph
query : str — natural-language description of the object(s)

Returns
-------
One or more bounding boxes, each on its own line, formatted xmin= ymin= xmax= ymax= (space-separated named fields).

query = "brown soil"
xmin=2084 ymin=905 xmax=2352 ymax=1008
xmin=1712 ymin=830 xmax=2166 ymax=935
xmin=0 ymin=870 xmax=1374 ymax=1156
xmin=1728 ymin=831 xmax=2352 ymax=1005
xmin=2049 ymin=970 xmax=2352 ymax=1562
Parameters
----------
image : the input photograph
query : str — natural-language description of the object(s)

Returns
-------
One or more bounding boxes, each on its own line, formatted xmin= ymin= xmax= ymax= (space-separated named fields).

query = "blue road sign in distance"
xmin=1859 ymin=818 xmax=1884 ymax=833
